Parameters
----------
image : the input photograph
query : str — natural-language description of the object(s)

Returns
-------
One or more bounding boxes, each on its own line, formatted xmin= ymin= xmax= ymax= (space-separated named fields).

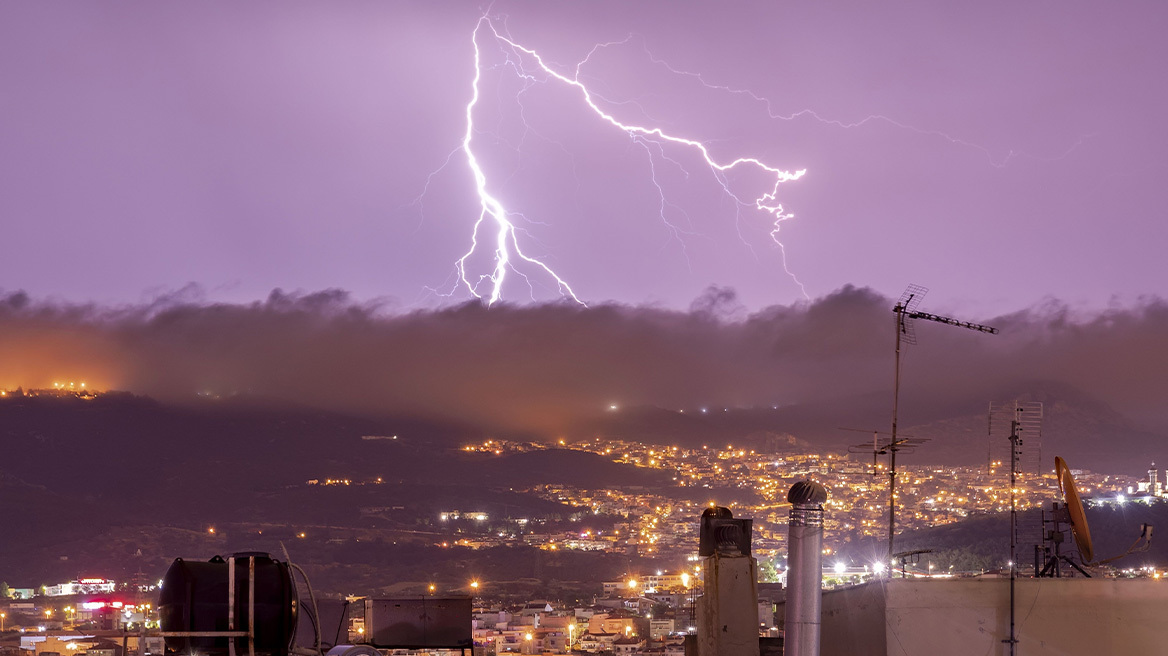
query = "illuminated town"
xmin=0 ymin=390 xmax=1161 ymax=656
xmin=4 ymin=430 xmax=1154 ymax=656
xmin=300 ymin=436 xmax=1145 ymax=571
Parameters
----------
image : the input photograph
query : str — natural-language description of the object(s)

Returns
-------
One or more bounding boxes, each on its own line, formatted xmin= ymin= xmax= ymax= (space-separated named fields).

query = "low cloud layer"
xmin=0 ymin=285 xmax=1165 ymax=434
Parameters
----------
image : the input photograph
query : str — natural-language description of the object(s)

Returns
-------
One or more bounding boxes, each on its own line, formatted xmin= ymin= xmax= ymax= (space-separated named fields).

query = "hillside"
xmin=838 ymin=498 xmax=1166 ymax=574
xmin=0 ymin=394 xmax=670 ymax=593
xmin=566 ymin=380 xmax=1163 ymax=475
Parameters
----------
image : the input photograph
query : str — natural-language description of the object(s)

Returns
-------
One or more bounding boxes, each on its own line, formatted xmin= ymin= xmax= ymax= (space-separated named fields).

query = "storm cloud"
xmin=0 ymin=285 xmax=1165 ymax=435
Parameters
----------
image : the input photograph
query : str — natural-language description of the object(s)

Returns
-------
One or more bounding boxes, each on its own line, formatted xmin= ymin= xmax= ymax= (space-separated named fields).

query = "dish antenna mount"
xmin=1037 ymin=456 xmax=1153 ymax=577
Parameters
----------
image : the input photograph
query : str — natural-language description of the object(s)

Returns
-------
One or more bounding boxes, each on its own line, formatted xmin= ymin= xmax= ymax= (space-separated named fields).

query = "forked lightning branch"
xmin=443 ymin=15 xmax=808 ymax=305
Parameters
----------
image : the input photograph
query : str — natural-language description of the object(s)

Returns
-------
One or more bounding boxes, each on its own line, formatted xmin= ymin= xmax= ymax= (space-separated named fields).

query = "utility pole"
xmin=887 ymin=285 xmax=998 ymax=565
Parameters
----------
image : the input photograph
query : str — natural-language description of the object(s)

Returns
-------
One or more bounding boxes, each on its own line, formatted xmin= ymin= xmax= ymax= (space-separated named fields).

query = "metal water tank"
xmin=159 ymin=552 xmax=298 ymax=656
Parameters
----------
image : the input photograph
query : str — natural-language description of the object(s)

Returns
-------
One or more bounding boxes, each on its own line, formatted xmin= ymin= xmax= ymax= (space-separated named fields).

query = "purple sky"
xmin=2 ymin=1 xmax=1165 ymax=315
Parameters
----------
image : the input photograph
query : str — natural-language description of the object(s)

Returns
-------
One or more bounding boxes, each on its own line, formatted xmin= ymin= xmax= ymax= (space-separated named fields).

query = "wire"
xmin=291 ymin=563 xmax=323 ymax=655
xmin=280 ymin=543 xmax=323 ymax=656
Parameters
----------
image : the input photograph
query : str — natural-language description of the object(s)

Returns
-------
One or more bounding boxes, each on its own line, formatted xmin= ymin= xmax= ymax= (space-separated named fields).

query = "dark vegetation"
xmin=0 ymin=394 xmax=669 ymax=596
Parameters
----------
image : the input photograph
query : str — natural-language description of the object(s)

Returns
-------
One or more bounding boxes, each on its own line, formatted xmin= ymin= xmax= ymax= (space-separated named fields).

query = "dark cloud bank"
xmin=0 ymin=285 xmax=1165 ymax=437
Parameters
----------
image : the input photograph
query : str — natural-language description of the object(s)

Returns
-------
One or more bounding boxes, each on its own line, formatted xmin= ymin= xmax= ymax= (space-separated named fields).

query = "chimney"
xmin=784 ymin=481 xmax=828 ymax=656
xmin=695 ymin=506 xmax=759 ymax=656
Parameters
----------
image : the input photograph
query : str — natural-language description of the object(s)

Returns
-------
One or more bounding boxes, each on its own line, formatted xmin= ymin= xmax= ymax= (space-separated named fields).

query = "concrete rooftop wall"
xmin=794 ymin=577 xmax=1168 ymax=656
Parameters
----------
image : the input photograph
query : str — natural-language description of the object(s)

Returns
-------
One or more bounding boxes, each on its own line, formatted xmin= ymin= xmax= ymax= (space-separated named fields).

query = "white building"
xmin=43 ymin=579 xmax=116 ymax=597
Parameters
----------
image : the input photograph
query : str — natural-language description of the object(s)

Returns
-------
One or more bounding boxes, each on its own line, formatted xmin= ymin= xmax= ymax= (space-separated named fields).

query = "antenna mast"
xmin=887 ymin=285 xmax=998 ymax=566
xmin=1003 ymin=409 xmax=1025 ymax=656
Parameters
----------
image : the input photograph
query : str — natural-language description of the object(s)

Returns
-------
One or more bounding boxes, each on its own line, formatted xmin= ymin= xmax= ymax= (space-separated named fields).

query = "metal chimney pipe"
xmin=785 ymin=480 xmax=828 ymax=656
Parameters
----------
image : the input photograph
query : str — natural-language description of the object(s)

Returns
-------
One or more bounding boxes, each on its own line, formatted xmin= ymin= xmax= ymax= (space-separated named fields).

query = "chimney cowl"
xmin=787 ymin=481 xmax=828 ymax=505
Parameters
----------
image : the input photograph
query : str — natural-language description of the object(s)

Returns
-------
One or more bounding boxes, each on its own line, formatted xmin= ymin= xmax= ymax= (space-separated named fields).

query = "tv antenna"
xmin=843 ymin=428 xmax=929 ymax=563
xmin=843 ymin=428 xmax=928 ymax=475
xmin=887 ymin=285 xmax=998 ymax=564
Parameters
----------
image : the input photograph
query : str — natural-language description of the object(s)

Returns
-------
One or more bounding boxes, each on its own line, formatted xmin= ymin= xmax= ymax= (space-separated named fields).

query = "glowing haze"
xmin=2 ymin=2 xmax=1166 ymax=313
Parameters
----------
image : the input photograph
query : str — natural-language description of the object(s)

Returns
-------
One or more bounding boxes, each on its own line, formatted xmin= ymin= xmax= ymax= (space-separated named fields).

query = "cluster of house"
xmin=8 ymin=633 xmax=163 ymax=656
xmin=467 ymin=573 xmax=780 ymax=655
xmin=472 ymin=601 xmax=685 ymax=655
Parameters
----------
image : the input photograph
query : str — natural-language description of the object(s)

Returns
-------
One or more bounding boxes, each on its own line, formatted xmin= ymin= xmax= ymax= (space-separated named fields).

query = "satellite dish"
xmin=1055 ymin=456 xmax=1095 ymax=563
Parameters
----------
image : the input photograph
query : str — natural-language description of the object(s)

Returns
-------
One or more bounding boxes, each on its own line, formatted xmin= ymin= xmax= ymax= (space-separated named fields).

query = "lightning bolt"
xmin=444 ymin=16 xmax=808 ymax=305
xmin=628 ymin=36 xmax=1092 ymax=168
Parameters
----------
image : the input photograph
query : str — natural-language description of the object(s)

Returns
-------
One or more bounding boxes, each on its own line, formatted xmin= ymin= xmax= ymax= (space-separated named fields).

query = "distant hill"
xmin=902 ymin=381 xmax=1164 ymax=473
xmin=0 ymin=393 xmax=670 ymax=494
xmin=2 ymin=383 xmax=1158 ymax=593
xmin=0 ymin=394 xmax=670 ymax=591
xmin=838 ymin=497 xmax=1167 ymax=573
xmin=474 ymin=448 xmax=675 ymax=488
xmin=562 ymin=380 xmax=1162 ymax=475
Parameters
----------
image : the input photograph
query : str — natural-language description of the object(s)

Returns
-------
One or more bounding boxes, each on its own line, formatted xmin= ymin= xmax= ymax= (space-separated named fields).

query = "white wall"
xmin=802 ymin=578 xmax=1168 ymax=656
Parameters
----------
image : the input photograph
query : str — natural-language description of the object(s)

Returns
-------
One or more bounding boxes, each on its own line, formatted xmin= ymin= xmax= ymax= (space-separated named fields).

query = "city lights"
xmin=299 ymin=434 xmax=1141 ymax=581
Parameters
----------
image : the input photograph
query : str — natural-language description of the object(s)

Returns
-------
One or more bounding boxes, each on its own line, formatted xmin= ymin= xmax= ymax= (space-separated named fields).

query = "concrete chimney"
xmin=695 ymin=506 xmax=759 ymax=656
xmin=784 ymin=480 xmax=828 ymax=656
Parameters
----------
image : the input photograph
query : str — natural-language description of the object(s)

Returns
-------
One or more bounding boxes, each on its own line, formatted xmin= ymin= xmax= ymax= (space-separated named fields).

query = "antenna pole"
xmin=1004 ymin=413 xmax=1021 ymax=655
xmin=888 ymin=303 xmax=906 ymax=567
xmin=886 ymin=286 xmax=998 ymax=572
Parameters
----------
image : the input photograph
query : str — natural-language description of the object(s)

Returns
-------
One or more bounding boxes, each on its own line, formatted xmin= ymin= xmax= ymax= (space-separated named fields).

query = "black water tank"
xmin=160 ymin=552 xmax=297 ymax=656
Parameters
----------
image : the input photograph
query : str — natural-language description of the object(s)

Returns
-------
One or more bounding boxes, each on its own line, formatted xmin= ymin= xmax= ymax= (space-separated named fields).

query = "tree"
xmin=757 ymin=560 xmax=781 ymax=583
